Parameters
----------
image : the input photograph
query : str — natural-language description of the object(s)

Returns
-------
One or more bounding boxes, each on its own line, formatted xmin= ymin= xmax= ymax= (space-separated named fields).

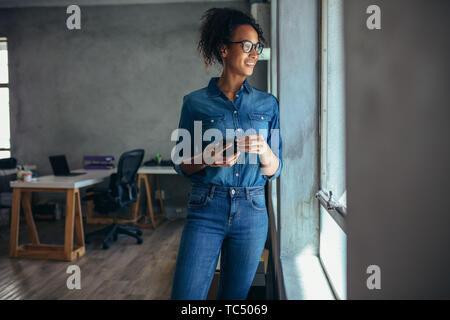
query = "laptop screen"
xmin=49 ymin=155 xmax=70 ymax=175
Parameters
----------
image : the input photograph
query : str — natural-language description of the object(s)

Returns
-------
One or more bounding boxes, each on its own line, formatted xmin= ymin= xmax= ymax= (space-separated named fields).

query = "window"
xmin=0 ymin=37 xmax=11 ymax=159
xmin=318 ymin=0 xmax=347 ymax=300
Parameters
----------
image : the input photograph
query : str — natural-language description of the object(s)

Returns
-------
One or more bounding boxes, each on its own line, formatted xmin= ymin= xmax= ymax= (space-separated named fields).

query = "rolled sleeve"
xmin=172 ymin=96 xmax=194 ymax=179
xmin=173 ymin=162 xmax=189 ymax=178
xmin=265 ymin=156 xmax=282 ymax=181
xmin=263 ymin=96 xmax=283 ymax=181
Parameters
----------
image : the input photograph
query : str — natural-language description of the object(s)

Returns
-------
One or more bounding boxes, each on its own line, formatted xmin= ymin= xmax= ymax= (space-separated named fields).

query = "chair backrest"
xmin=109 ymin=149 xmax=145 ymax=207
xmin=0 ymin=157 xmax=17 ymax=169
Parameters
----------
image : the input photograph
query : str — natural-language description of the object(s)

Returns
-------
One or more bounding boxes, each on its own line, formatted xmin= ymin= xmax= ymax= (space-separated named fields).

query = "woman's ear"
xmin=220 ymin=44 xmax=228 ymax=59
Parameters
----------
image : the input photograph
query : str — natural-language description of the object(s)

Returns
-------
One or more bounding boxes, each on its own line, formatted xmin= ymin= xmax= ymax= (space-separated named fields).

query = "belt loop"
xmin=209 ymin=185 xmax=216 ymax=198
xmin=245 ymin=187 xmax=250 ymax=200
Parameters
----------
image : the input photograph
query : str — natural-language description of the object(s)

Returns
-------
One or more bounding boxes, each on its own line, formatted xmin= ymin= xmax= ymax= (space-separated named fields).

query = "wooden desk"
xmin=133 ymin=166 xmax=177 ymax=229
xmin=9 ymin=169 xmax=112 ymax=261
xmin=9 ymin=166 xmax=177 ymax=260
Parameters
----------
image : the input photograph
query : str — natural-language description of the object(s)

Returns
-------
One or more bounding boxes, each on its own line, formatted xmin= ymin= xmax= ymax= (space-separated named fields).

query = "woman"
xmin=171 ymin=7 xmax=282 ymax=300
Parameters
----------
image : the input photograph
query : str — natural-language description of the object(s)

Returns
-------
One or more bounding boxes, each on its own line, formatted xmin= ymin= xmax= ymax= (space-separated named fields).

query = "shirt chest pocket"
xmin=248 ymin=112 xmax=272 ymax=138
xmin=201 ymin=114 xmax=226 ymax=138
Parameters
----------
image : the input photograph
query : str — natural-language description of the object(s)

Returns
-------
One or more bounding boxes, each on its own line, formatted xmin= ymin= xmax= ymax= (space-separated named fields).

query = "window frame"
xmin=318 ymin=0 xmax=347 ymax=232
xmin=318 ymin=0 xmax=347 ymax=300
xmin=0 ymin=37 xmax=11 ymax=158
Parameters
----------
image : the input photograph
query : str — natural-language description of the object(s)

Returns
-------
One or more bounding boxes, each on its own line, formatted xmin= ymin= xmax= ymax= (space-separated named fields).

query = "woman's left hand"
xmin=236 ymin=134 xmax=269 ymax=155
xmin=236 ymin=134 xmax=280 ymax=177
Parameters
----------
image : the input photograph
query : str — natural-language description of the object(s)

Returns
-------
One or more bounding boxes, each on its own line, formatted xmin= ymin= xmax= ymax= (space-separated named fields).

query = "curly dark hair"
xmin=197 ymin=7 xmax=266 ymax=68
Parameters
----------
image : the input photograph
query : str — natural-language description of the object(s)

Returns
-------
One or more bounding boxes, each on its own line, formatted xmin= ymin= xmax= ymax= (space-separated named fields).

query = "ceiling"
xmin=0 ymin=0 xmax=244 ymax=8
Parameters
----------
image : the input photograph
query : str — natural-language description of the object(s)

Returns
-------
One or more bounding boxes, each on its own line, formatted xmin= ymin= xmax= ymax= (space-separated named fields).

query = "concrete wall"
xmin=346 ymin=0 xmax=450 ymax=299
xmin=0 ymin=1 xmax=268 ymax=212
xmin=278 ymin=0 xmax=320 ymax=258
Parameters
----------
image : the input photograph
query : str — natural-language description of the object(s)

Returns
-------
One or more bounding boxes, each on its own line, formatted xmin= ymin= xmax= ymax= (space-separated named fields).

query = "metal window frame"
xmin=0 ymin=37 xmax=10 ymax=154
xmin=319 ymin=0 xmax=346 ymax=233
xmin=316 ymin=189 xmax=346 ymax=234
xmin=317 ymin=0 xmax=346 ymax=299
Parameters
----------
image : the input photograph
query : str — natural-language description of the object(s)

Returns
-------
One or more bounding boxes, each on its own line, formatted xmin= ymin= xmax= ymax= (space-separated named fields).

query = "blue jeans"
xmin=170 ymin=183 xmax=268 ymax=300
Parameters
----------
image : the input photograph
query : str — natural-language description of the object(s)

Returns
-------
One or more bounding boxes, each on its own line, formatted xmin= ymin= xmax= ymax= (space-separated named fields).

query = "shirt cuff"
xmin=263 ymin=157 xmax=282 ymax=181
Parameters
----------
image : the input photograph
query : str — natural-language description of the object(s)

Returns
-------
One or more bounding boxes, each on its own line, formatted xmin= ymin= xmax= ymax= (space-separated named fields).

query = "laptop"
xmin=49 ymin=155 xmax=86 ymax=176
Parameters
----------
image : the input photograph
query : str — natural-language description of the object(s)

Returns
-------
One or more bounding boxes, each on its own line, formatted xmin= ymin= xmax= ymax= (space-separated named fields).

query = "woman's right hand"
xmin=178 ymin=141 xmax=240 ymax=176
xmin=203 ymin=141 xmax=240 ymax=167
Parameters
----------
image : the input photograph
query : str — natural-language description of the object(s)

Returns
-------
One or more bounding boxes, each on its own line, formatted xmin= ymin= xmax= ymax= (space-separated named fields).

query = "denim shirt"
xmin=172 ymin=77 xmax=282 ymax=187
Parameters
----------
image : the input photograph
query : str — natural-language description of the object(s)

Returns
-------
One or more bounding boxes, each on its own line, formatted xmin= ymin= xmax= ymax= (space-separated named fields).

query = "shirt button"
xmin=236 ymin=94 xmax=239 ymax=98
xmin=211 ymin=119 xmax=214 ymax=123
xmin=231 ymin=189 xmax=235 ymax=195
xmin=234 ymin=110 xmax=237 ymax=114
xmin=235 ymin=173 xmax=239 ymax=176
xmin=261 ymin=116 xmax=264 ymax=120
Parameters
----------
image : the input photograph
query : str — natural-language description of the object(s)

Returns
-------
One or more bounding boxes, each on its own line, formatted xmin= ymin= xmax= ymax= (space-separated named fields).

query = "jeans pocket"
xmin=187 ymin=190 xmax=210 ymax=209
xmin=250 ymin=193 xmax=266 ymax=211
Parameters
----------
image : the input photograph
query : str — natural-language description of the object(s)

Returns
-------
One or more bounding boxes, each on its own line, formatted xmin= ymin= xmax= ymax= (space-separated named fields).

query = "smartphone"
xmin=222 ymin=138 xmax=238 ymax=156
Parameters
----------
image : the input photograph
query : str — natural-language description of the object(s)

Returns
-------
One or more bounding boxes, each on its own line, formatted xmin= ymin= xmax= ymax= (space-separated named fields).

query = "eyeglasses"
xmin=229 ymin=40 xmax=264 ymax=55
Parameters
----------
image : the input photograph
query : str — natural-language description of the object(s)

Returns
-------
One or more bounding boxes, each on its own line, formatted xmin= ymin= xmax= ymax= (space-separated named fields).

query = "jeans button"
xmin=231 ymin=189 xmax=235 ymax=195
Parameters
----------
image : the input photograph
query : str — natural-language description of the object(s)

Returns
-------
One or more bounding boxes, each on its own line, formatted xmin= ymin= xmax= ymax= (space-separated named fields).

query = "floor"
xmin=0 ymin=217 xmax=185 ymax=299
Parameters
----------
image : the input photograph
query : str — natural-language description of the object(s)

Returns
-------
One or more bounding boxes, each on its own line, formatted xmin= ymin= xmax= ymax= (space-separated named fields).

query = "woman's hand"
xmin=236 ymin=134 xmax=268 ymax=155
xmin=203 ymin=141 xmax=240 ymax=167
xmin=236 ymin=134 xmax=279 ymax=177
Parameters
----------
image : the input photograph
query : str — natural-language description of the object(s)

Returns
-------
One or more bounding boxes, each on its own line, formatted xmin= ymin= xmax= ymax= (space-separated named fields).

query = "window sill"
xmin=280 ymin=254 xmax=335 ymax=300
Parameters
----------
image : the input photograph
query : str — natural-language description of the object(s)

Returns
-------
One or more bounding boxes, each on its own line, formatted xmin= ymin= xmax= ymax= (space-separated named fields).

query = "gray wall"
xmin=346 ymin=0 xmax=450 ymax=299
xmin=0 ymin=1 xmax=267 ymax=210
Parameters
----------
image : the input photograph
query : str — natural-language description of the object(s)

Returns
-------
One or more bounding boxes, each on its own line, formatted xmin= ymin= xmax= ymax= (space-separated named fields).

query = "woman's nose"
xmin=249 ymin=50 xmax=258 ymax=60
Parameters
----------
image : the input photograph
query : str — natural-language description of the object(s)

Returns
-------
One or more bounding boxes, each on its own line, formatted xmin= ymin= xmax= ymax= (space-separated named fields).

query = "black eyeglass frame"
xmin=229 ymin=40 xmax=264 ymax=55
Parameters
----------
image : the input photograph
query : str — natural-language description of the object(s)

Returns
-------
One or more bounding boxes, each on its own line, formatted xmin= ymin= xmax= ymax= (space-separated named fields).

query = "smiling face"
xmin=221 ymin=24 xmax=260 ymax=77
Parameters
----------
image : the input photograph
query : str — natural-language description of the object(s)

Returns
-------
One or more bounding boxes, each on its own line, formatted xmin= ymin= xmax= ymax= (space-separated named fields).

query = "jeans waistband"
xmin=191 ymin=183 xmax=265 ymax=200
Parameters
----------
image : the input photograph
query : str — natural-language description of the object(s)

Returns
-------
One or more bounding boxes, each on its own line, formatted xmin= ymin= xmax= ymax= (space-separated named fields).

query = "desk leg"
xmin=86 ymin=199 xmax=94 ymax=224
xmin=155 ymin=175 xmax=166 ymax=216
xmin=143 ymin=174 xmax=156 ymax=228
xmin=22 ymin=191 xmax=40 ymax=245
xmin=74 ymin=191 xmax=85 ymax=247
xmin=85 ymin=183 xmax=99 ymax=224
xmin=132 ymin=174 xmax=144 ymax=221
xmin=64 ymin=189 xmax=76 ymax=260
xmin=9 ymin=187 xmax=85 ymax=261
xmin=9 ymin=188 xmax=21 ymax=257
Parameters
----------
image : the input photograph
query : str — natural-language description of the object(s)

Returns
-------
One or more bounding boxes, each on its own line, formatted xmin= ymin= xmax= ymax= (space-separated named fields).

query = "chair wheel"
xmin=102 ymin=242 xmax=110 ymax=250
xmin=85 ymin=238 xmax=91 ymax=244
xmin=113 ymin=234 xmax=118 ymax=241
xmin=137 ymin=238 xmax=143 ymax=245
xmin=136 ymin=230 xmax=143 ymax=236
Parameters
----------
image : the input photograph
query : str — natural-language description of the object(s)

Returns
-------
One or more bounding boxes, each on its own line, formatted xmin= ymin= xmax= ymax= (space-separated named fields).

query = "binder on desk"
xmin=83 ymin=156 xmax=115 ymax=170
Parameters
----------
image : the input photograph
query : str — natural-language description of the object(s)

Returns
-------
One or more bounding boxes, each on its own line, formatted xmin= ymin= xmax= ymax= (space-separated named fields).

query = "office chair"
xmin=0 ymin=158 xmax=17 ymax=224
xmin=84 ymin=149 xmax=145 ymax=249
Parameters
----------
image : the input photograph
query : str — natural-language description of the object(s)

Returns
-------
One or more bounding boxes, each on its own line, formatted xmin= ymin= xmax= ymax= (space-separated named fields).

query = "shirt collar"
xmin=242 ymin=78 xmax=253 ymax=94
xmin=207 ymin=77 xmax=253 ymax=98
